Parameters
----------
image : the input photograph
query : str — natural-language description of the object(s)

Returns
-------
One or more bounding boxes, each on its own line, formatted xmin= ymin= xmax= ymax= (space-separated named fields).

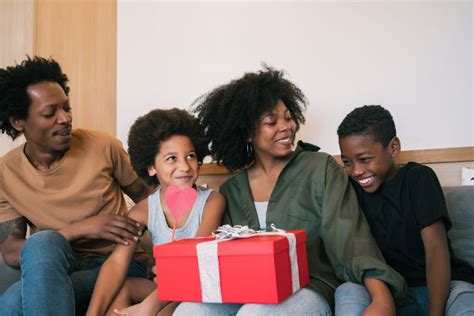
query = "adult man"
xmin=0 ymin=57 xmax=152 ymax=315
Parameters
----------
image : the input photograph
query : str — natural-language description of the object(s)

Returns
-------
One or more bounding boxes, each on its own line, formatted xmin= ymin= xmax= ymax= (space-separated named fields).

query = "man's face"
xmin=13 ymin=81 xmax=73 ymax=155
xmin=339 ymin=134 xmax=399 ymax=193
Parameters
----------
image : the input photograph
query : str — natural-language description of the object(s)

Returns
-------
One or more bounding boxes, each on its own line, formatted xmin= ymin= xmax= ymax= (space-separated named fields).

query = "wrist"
xmin=59 ymin=222 xmax=82 ymax=241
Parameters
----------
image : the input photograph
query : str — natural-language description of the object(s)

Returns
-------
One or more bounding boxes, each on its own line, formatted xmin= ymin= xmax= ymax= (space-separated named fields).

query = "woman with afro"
xmin=173 ymin=66 xmax=406 ymax=315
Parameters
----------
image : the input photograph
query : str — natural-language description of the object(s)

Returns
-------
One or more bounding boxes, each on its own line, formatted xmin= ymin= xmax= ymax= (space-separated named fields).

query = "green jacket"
xmin=221 ymin=141 xmax=406 ymax=306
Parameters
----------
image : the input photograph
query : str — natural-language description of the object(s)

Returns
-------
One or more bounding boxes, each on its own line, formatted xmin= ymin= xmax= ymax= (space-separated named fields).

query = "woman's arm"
xmin=86 ymin=200 xmax=149 ymax=316
xmin=421 ymin=220 xmax=451 ymax=316
xmin=363 ymin=277 xmax=395 ymax=316
xmin=195 ymin=191 xmax=226 ymax=237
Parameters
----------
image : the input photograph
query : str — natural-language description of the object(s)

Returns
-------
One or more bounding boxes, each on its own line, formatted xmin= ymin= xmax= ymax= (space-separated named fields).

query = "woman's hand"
xmin=59 ymin=213 xmax=143 ymax=244
xmin=362 ymin=299 xmax=395 ymax=316
xmin=363 ymin=277 xmax=395 ymax=316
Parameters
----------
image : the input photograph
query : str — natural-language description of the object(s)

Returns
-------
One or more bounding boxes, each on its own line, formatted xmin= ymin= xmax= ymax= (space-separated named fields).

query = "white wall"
xmin=117 ymin=1 xmax=473 ymax=155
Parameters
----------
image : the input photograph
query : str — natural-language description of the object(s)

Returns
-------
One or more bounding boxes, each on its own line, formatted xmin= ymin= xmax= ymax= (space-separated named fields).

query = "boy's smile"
xmin=339 ymin=134 xmax=400 ymax=193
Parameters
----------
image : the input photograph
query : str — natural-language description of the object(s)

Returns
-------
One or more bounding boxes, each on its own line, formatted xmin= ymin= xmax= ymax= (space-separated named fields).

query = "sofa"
xmin=1 ymin=186 xmax=473 ymax=295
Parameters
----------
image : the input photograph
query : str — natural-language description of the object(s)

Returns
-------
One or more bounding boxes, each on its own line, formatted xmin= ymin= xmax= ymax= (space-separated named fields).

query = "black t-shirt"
xmin=351 ymin=162 xmax=473 ymax=286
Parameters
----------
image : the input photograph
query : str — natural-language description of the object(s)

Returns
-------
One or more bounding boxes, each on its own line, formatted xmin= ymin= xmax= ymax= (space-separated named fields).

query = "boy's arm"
xmin=421 ymin=220 xmax=451 ymax=316
xmin=195 ymin=191 xmax=226 ymax=237
xmin=321 ymin=157 xmax=406 ymax=303
xmin=86 ymin=200 xmax=149 ymax=316
xmin=362 ymin=277 xmax=395 ymax=316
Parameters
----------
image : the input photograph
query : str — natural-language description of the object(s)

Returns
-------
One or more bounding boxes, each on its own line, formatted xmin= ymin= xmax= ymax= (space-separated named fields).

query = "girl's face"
xmin=148 ymin=135 xmax=199 ymax=189
xmin=252 ymin=100 xmax=296 ymax=160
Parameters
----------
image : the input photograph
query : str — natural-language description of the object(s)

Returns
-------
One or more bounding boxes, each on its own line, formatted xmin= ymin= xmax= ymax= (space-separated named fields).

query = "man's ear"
xmin=9 ymin=117 xmax=25 ymax=132
xmin=389 ymin=137 xmax=401 ymax=158
xmin=147 ymin=165 xmax=157 ymax=177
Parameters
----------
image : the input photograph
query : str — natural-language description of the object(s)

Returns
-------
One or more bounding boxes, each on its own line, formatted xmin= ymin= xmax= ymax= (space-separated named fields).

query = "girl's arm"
xmin=195 ymin=191 xmax=226 ymax=237
xmin=421 ymin=220 xmax=451 ymax=316
xmin=86 ymin=199 xmax=149 ymax=316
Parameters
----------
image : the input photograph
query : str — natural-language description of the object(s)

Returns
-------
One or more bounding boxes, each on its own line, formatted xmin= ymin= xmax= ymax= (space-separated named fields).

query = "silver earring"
xmin=246 ymin=142 xmax=253 ymax=158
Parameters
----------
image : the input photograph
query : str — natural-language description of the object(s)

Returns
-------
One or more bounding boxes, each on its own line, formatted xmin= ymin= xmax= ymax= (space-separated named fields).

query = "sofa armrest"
xmin=443 ymin=186 xmax=474 ymax=267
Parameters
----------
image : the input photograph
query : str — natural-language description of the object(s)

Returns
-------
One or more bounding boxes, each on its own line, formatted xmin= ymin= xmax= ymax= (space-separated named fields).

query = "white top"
xmin=254 ymin=201 xmax=269 ymax=230
xmin=147 ymin=186 xmax=212 ymax=246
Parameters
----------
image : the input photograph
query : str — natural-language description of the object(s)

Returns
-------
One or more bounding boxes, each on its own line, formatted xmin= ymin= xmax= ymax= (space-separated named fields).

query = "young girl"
xmin=86 ymin=108 xmax=225 ymax=316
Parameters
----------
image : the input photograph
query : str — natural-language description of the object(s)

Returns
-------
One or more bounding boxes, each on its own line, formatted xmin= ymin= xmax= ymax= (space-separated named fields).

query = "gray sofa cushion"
xmin=444 ymin=186 xmax=474 ymax=267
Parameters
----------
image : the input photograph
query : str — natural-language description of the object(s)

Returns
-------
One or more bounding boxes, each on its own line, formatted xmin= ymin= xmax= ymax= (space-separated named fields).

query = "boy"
xmin=335 ymin=105 xmax=474 ymax=316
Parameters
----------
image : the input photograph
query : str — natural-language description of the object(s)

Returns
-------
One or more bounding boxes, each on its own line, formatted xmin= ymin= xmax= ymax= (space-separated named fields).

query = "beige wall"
xmin=0 ymin=0 xmax=116 ymax=156
xmin=0 ymin=0 xmax=35 ymax=153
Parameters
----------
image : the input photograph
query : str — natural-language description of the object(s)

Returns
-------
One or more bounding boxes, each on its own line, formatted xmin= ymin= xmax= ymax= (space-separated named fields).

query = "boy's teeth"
xmin=359 ymin=176 xmax=373 ymax=185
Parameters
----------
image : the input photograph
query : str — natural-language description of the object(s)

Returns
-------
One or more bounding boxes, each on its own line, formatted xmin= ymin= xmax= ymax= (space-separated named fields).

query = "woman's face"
xmin=251 ymin=100 xmax=296 ymax=160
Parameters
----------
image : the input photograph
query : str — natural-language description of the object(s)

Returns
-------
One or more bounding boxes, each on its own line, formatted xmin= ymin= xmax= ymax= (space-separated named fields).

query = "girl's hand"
xmin=151 ymin=265 xmax=157 ymax=283
xmin=60 ymin=213 xmax=143 ymax=244
xmin=113 ymin=303 xmax=149 ymax=316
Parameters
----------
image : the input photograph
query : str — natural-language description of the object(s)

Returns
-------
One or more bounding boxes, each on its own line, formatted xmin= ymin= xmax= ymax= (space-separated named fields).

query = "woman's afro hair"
xmin=0 ymin=56 xmax=69 ymax=140
xmin=192 ymin=65 xmax=307 ymax=170
xmin=337 ymin=105 xmax=396 ymax=148
xmin=127 ymin=108 xmax=210 ymax=186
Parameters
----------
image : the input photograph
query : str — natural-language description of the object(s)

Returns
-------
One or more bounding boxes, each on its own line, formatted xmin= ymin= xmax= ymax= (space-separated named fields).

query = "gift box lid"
xmin=154 ymin=230 xmax=306 ymax=258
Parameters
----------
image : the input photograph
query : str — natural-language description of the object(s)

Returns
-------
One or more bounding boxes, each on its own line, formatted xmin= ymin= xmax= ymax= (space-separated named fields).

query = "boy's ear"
xmin=389 ymin=137 xmax=401 ymax=158
xmin=9 ymin=117 xmax=25 ymax=132
xmin=147 ymin=165 xmax=157 ymax=177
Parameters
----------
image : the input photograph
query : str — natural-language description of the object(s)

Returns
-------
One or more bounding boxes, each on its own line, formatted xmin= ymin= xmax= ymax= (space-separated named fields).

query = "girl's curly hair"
xmin=127 ymin=108 xmax=210 ymax=186
xmin=192 ymin=66 xmax=306 ymax=170
xmin=0 ymin=56 xmax=70 ymax=140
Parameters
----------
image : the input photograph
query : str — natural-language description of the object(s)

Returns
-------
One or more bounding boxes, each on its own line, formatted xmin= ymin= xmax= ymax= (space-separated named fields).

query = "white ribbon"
xmin=196 ymin=224 xmax=301 ymax=303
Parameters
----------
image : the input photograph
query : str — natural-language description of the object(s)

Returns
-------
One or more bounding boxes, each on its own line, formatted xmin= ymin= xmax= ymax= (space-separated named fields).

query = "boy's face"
xmin=339 ymin=134 xmax=400 ymax=193
xmin=148 ymin=135 xmax=199 ymax=190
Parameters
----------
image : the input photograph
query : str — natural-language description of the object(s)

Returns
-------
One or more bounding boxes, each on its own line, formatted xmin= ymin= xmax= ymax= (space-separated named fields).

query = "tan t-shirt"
xmin=0 ymin=129 xmax=145 ymax=260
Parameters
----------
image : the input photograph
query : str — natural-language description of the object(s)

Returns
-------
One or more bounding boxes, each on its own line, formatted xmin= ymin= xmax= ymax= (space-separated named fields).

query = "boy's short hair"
xmin=337 ymin=105 xmax=396 ymax=148
xmin=127 ymin=108 xmax=209 ymax=186
xmin=0 ymin=56 xmax=70 ymax=140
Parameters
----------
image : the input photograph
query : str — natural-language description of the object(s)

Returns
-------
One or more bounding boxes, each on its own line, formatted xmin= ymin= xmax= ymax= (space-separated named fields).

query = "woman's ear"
xmin=9 ymin=117 xmax=25 ymax=132
xmin=390 ymin=137 xmax=401 ymax=157
xmin=147 ymin=165 xmax=157 ymax=177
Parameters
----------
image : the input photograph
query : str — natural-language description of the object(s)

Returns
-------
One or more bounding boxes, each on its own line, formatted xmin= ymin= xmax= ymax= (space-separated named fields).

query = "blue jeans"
xmin=173 ymin=288 xmax=332 ymax=316
xmin=0 ymin=230 xmax=147 ymax=316
xmin=335 ymin=281 xmax=474 ymax=316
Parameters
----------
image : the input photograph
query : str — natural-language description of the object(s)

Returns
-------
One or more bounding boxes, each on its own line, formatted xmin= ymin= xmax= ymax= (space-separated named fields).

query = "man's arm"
xmin=0 ymin=217 xmax=27 ymax=268
xmin=122 ymin=178 xmax=153 ymax=204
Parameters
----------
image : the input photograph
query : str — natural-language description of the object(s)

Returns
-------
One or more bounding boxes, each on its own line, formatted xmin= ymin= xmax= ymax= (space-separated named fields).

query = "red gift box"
xmin=153 ymin=230 xmax=309 ymax=304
